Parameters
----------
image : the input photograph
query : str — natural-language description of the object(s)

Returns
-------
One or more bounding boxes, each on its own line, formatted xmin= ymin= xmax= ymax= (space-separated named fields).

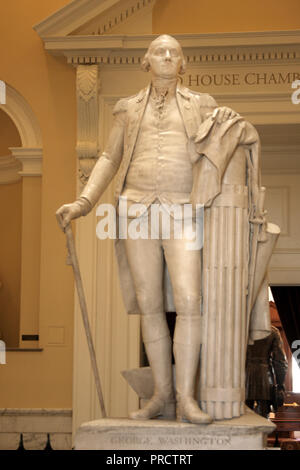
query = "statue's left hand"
xmin=212 ymin=106 xmax=240 ymax=123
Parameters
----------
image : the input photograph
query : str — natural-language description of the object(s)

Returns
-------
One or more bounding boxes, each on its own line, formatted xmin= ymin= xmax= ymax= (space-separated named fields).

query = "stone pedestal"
xmin=75 ymin=408 xmax=275 ymax=450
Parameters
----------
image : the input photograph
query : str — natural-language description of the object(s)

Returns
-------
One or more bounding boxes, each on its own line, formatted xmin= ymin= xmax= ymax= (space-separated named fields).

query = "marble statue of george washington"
xmin=57 ymin=35 xmax=278 ymax=423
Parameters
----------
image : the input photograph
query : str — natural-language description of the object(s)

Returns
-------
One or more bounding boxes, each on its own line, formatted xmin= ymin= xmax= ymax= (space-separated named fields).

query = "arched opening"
xmin=0 ymin=108 xmax=22 ymax=347
xmin=0 ymin=82 xmax=43 ymax=350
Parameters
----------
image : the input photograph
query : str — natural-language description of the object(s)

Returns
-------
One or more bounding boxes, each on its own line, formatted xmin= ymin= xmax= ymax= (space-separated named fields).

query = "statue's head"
xmin=141 ymin=35 xmax=186 ymax=77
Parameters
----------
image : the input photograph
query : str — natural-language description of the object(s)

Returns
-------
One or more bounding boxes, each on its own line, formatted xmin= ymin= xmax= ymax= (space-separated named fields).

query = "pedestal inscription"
xmin=75 ymin=409 xmax=275 ymax=450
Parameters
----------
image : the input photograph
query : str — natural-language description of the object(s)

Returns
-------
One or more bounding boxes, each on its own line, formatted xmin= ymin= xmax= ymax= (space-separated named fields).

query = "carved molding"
xmin=0 ymin=408 xmax=72 ymax=450
xmin=76 ymin=64 xmax=99 ymax=185
xmin=33 ymin=0 xmax=121 ymax=38
xmin=33 ymin=0 xmax=155 ymax=38
xmin=0 ymin=155 xmax=22 ymax=184
xmin=73 ymin=0 xmax=155 ymax=36
xmin=10 ymin=147 xmax=43 ymax=177
xmin=40 ymin=30 xmax=300 ymax=66
xmin=65 ymin=49 xmax=300 ymax=67
xmin=0 ymin=85 xmax=43 ymax=179
xmin=0 ymin=85 xmax=42 ymax=148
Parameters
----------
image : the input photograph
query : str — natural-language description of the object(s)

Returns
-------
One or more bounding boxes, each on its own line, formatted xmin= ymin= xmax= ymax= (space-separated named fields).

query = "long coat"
xmin=80 ymin=82 xmax=271 ymax=343
xmin=81 ymin=82 xmax=218 ymax=314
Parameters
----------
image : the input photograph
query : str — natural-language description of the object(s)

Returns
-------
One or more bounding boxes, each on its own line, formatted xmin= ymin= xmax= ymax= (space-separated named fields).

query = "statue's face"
xmin=147 ymin=37 xmax=183 ymax=79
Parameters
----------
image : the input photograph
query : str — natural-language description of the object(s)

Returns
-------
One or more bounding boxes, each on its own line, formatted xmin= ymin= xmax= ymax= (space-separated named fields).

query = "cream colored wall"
xmin=19 ymin=176 xmax=42 ymax=348
xmin=0 ymin=110 xmax=22 ymax=347
xmin=153 ymin=0 xmax=300 ymax=33
xmin=0 ymin=0 xmax=76 ymax=407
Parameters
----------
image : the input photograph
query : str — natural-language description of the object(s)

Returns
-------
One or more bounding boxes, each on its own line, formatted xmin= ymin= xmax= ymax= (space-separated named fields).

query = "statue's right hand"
xmin=56 ymin=202 xmax=82 ymax=232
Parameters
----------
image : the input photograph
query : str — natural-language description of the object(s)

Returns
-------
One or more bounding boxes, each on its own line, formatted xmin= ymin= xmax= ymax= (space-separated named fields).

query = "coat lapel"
xmin=116 ymin=82 xmax=198 ymax=199
xmin=127 ymin=84 xmax=151 ymax=156
xmin=176 ymin=83 xmax=198 ymax=139
xmin=115 ymin=84 xmax=150 ymax=198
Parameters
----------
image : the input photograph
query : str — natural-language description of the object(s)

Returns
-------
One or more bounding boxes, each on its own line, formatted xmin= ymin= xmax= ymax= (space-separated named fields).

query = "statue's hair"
xmin=141 ymin=34 xmax=186 ymax=75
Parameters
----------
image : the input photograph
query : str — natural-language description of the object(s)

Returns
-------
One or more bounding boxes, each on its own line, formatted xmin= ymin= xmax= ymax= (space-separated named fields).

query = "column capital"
xmin=9 ymin=147 xmax=43 ymax=177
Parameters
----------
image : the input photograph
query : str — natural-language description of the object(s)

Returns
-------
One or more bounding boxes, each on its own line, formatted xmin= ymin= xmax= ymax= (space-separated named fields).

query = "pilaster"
xmin=76 ymin=64 xmax=100 ymax=186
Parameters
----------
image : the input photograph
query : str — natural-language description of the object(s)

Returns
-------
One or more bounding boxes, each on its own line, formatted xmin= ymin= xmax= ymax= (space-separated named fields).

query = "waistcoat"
xmin=123 ymin=89 xmax=193 ymax=208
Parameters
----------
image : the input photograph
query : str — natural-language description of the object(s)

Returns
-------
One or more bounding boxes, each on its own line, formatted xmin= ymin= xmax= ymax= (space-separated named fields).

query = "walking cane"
xmin=62 ymin=221 xmax=107 ymax=418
